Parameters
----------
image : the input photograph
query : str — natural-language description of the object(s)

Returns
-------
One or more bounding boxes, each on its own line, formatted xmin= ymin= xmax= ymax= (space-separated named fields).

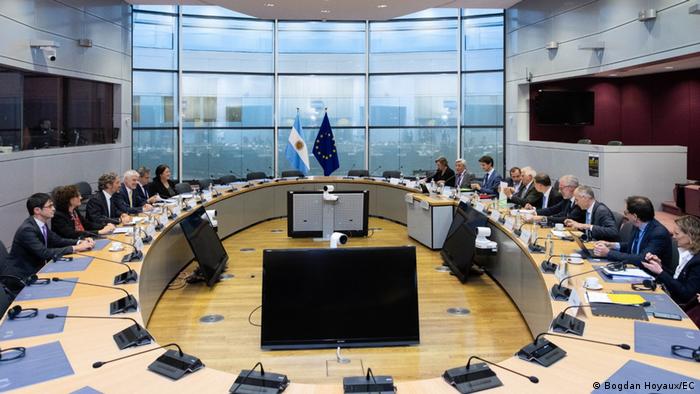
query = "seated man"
xmin=529 ymin=175 xmax=584 ymax=224
xmin=86 ymin=172 xmax=131 ymax=227
xmin=425 ymin=156 xmax=456 ymax=187
xmin=136 ymin=166 xmax=159 ymax=205
xmin=564 ymin=185 xmax=619 ymax=241
xmin=2 ymin=193 xmax=94 ymax=280
xmin=470 ymin=155 xmax=502 ymax=195
xmin=505 ymin=167 xmax=522 ymax=194
xmin=505 ymin=166 xmax=542 ymax=208
xmin=454 ymin=158 xmax=475 ymax=189
xmin=113 ymin=169 xmax=154 ymax=215
xmin=532 ymin=173 xmax=562 ymax=210
xmin=593 ymin=196 xmax=674 ymax=274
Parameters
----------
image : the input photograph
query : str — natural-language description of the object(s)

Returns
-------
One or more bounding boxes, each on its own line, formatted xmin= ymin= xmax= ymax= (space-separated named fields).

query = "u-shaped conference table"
xmin=2 ymin=177 xmax=699 ymax=393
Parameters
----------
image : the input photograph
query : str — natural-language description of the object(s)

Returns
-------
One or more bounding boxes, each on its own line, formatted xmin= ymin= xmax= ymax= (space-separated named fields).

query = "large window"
xmin=132 ymin=6 xmax=504 ymax=179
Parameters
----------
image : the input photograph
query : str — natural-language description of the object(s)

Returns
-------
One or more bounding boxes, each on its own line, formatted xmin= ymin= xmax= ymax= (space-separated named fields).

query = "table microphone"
xmin=541 ymin=254 xmax=586 ymax=273
xmin=551 ymin=302 xmax=651 ymax=336
xmin=51 ymin=277 xmax=137 ymax=314
xmin=72 ymin=252 xmax=138 ymax=284
xmin=517 ymin=331 xmax=629 ymax=367
xmin=81 ymin=231 xmax=143 ymax=262
xmin=467 ymin=356 xmax=538 ymax=383
xmin=93 ymin=342 xmax=182 ymax=368
xmin=551 ymin=262 xmax=624 ymax=301
xmin=443 ymin=355 xmax=538 ymax=393
xmin=369 ymin=165 xmax=382 ymax=178
xmin=46 ymin=313 xmax=152 ymax=349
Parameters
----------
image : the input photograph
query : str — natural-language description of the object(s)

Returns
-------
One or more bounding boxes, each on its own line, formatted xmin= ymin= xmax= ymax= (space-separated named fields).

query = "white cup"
xmin=110 ymin=242 xmax=123 ymax=251
xmin=555 ymin=223 xmax=564 ymax=231
xmin=583 ymin=277 xmax=601 ymax=289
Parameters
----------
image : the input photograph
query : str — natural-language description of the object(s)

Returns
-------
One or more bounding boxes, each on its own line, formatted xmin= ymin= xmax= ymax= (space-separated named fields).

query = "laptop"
xmin=571 ymin=233 xmax=593 ymax=258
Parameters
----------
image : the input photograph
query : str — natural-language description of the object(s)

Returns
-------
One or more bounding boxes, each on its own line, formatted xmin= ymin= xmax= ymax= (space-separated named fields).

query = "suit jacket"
xmin=51 ymin=209 xmax=102 ymax=240
xmin=480 ymin=171 xmax=503 ymax=195
xmin=113 ymin=184 xmax=146 ymax=215
xmin=509 ymin=182 xmax=543 ymax=208
xmin=86 ymin=191 xmax=123 ymax=227
xmin=607 ymin=219 xmax=674 ymax=275
xmin=537 ymin=198 xmax=584 ymax=224
xmin=2 ymin=217 xmax=76 ymax=278
xmin=148 ymin=180 xmax=177 ymax=199
xmin=136 ymin=183 xmax=149 ymax=202
xmin=539 ymin=187 xmax=563 ymax=210
xmin=505 ymin=177 xmax=523 ymax=193
xmin=454 ymin=171 xmax=475 ymax=189
xmin=426 ymin=167 xmax=456 ymax=187
xmin=586 ymin=201 xmax=620 ymax=242
xmin=655 ymin=254 xmax=700 ymax=304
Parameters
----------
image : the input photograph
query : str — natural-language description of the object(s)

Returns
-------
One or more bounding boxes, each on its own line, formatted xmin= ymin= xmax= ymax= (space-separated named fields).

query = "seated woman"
xmin=642 ymin=215 xmax=700 ymax=304
xmin=51 ymin=185 xmax=115 ymax=239
xmin=148 ymin=164 xmax=178 ymax=199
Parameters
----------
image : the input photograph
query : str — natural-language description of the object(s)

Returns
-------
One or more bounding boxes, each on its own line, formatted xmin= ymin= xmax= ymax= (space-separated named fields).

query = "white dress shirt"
xmin=674 ymin=248 xmax=694 ymax=279
xmin=102 ymin=190 xmax=113 ymax=217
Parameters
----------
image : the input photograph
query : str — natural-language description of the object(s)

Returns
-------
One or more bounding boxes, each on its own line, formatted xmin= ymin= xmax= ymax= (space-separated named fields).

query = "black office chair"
xmin=175 ymin=182 xmax=193 ymax=195
xmin=670 ymin=239 xmax=679 ymax=273
xmin=577 ymin=139 xmax=592 ymax=144
xmin=612 ymin=211 xmax=625 ymax=233
xmin=347 ymin=170 xmax=369 ymax=177
xmin=218 ymin=175 xmax=237 ymax=184
xmin=382 ymin=170 xmax=401 ymax=179
xmin=75 ymin=181 xmax=92 ymax=200
xmin=196 ymin=178 xmax=212 ymax=190
xmin=0 ymin=240 xmax=8 ymax=267
xmin=281 ymin=170 xmax=304 ymax=178
xmin=607 ymin=140 xmax=623 ymax=146
xmin=246 ymin=172 xmax=267 ymax=181
xmin=619 ymin=222 xmax=635 ymax=244
xmin=0 ymin=285 xmax=10 ymax=317
xmin=0 ymin=240 xmax=17 ymax=312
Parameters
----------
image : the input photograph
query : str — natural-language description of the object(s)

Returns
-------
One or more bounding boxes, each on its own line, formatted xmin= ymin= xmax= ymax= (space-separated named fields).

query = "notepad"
xmin=112 ymin=227 xmax=133 ymax=234
xmin=601 ymin=267 xmax=653 ymax=280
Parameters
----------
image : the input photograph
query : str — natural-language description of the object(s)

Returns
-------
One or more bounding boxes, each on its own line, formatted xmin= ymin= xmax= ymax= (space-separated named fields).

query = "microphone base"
xmin=110 ymin=295 xmax=138 ymax=315
xmin=182 ymin=205 xmax=192 ymax=211
xmin=550 ymin=284 xmax=572 ymax=301
xmin=550 ymin=312 xmax=586 ymax=336
xmin=229 ymin=370 xmax=290 ymax=394
xmin=342 ymin=376 xmax=395 ymax=394
xmin=154 ymin=223 xmax=164 ymax=231
xmin=541 ymin=261 xmax=558 ymax=273
xmin=141 ymin=235 xmax=153 ymax=244
xmin=113 ymin=324 xmax=153 ymax=350
xmin=443 ymin=363 xmax=503 ymax=393
xmin=121 ymin=250 xmax=143 ymax=263
xmin=113 ymin=270 xmax=138 ymax=285
xmin=148 ymin=349 xmax=204 ymax=380
xmin=529 ymin=244 xmax=545 ymax=253
xmin=516 ymin=338 xmax=567 ymax=367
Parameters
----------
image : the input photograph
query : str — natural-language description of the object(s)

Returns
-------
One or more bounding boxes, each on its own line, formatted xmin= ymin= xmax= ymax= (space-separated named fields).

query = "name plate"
xmin=460 ymin=195 xmax=471 ymax=205
xmin=172 ymin=205 xmax=181 ymax=216
xmin=519 ymin=229 xmax=532 ymax=244
xmin=159 ymin=212 xmax=168 ymax=225
xmin=568 ymin=288 xmax=582 ymax=311
xmin=404 ymin=194 xmax=414 ymax=204
xmin=490 ymin=210 xmax=501 ymax=221
xmin=554 ymin=259 xmax=569 ymax=283
xmin=390 ymin=178 xmax=401 ymax=185
xmin=504 ymin=217 xmax=515 ymax=231
xmin=474 ymin=203 xmax=485 ymax=212
xmin=420 ymin=200 xmax=430 ymax=210
xmin=146 ymin=223 xmax=156 ymax=237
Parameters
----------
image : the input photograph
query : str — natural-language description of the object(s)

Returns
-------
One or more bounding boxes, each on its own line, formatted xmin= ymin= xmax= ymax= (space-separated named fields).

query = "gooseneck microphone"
xmin=93 ymin=343 xmax=182 ymax=369
xmin=369 ymin=165 xmax=382 ymax=177
xmin=51 ymin=277 xmax=137 ymax=314
xmin=517 ymin=331 xmax=629 ymax=367
xmin=228 ymin=361 xmax=290 ymax=393
xmin=533 ymin=332 xmax=630 ymax=350
xmin=47 ymin=313 xmax=139 ymax=327
xmin=72 ymin=252 xmax=138 ymax=284
xmin=541 ymin=253 xmax=585 ymax=273
xmin=82 ymin=231 xmax=143 ymax=262
xmin=466 ymin=356 xmax=539 ymax=384
xmin=47 ymin=313 xmax=152 ymax=349
xmin=230 ymin=362 xmax=264 ymax=394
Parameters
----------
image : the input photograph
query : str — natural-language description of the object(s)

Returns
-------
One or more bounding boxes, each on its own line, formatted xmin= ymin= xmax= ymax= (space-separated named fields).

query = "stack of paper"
xmin=586 ymin=292 xmax=647 ymax=305
xmin=601 ymin=267 xmax=653 ymax=280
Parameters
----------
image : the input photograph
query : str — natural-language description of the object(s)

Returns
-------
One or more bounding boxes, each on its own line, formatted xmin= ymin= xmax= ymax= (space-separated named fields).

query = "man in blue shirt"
xmin=593 ymin=195 xmax=674 ymax=275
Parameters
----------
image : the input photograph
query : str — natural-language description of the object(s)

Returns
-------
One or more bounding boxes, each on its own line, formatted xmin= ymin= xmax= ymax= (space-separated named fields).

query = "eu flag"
xmin=313 ymin=113 xmax=340 ymax=176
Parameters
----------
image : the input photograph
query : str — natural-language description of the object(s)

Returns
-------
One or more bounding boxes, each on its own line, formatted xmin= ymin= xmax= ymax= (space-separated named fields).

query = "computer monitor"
xmin=441 ymin=207 xmax=479 ymax=283
xmin=179 ymin=206 xmax=228 ymax=287
xmin=456 ymin=202 xmax=488 ymax=231
xmin=261 ymin=246 xmax=420 ymax=350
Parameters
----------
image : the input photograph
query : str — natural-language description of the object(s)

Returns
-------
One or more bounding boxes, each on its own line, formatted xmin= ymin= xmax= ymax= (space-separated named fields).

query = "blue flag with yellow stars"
xmin=313 ymin=112 xmax=340 ymax=176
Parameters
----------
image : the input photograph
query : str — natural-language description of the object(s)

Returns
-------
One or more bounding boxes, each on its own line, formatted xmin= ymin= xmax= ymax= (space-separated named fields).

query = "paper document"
xmin=601 ymin=267 xmax=653 ymax=280
xmin=113 ymin=227 xmax=134 ymax=234
xmin=550 ymin=229 xmax=569 ymax=238
xmin=586 ymin=292 xmax=646 ymax=305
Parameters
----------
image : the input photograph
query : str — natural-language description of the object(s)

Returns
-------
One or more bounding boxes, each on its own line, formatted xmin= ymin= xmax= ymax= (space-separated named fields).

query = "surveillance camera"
xmin=323 ymin=185 xmax=334 ymax=192
xmin=329 ymin=232 xmax=348 ymax=248
xmin=40 ymin=46 xmax=57 ymax=62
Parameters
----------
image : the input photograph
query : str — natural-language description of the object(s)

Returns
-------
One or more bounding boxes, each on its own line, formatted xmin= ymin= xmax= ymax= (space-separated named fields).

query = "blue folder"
xmin=0 ymin=341 xmax=74 ymax=392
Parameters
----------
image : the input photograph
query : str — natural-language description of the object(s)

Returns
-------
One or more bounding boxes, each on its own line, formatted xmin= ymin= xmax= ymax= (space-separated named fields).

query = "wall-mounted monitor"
xmin=534 ymin=90 xmax=594 ymax=126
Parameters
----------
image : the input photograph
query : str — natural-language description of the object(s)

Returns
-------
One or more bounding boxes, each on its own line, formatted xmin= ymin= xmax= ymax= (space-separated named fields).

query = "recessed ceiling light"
xmin=265 ymin=3 xmax=275 ymax=7
xmin=377 ymin=4 xmax=388 ymax=8
xmin=664 ymin=66 xmax=674 ymax=69
xmin=321 ymin=9 xmax=330 ymax=13
xmin=608 ymin=74 xmax=617 ymax=76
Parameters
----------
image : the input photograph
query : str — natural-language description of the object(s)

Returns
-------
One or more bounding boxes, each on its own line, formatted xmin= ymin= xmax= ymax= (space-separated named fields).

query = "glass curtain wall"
xmin=132 ymin=6 xmax=504 ymax=180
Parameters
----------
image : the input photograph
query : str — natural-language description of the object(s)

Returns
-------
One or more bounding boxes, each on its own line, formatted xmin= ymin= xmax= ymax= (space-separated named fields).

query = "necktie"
xmin=542 ymin=192 xmax=548 ymax=209
xmin=457 ymin=173 xmax=463 ymax=188
xmin=585 ymin=210 xmax=592 ymax=224
xmin=483 ymin=172 xmax=489 ymax=186
xmin=41 ymin=224 xmax=48 ymax=246
xmin=142 ymin=184 xmax=148 ymax=198
xmin=107 ymin=196 xmax=111 ymax=217
xmin=128 ymin=189 xmax=133 ymax=208
xmin=632 ymin=228 xmax=644 ymax=254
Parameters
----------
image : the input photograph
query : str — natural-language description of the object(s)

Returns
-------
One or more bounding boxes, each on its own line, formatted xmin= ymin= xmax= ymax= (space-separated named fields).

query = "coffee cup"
xmin=583 ymin=277 xmax=601 ymax=289
xmin=555 ymin=223 xmax=564 ymax=231
xmin=110 ymin=241 xmax=123 ymax=252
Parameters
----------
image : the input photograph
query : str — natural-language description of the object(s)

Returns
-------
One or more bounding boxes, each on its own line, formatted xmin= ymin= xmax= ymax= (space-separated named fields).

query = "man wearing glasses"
xmin=528 ymin=175 xmax=584 ymax=224
xmin=1 ymin=193 xmax=94 ymax=283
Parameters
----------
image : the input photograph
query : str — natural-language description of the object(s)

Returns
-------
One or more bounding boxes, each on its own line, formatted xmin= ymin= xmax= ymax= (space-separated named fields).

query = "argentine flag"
xmin=285 ymin=113 xmax=310 ymax=175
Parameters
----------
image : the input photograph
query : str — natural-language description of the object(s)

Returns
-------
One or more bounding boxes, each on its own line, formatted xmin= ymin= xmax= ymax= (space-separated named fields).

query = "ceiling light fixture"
xmin=608 ymin=74 xmax=617 ymax=77
xmin=265 ymin=3 xmax=275 ymax=7
xmin=321 ymin=9 xmax=330 ymax=14
xmin=377 ymin=4 xmax=388 ymax=8
xmin=664 ymin=66 xmax=674 ymax=69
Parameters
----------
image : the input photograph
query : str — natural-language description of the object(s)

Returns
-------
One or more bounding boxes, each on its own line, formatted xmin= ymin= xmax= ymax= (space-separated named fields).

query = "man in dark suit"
xmin=425 ymin=156 xmax=456 ymax=187
xmin=531 ymin=173 xmax=562 ymax=210
xmin=454 ymin=158 xmax=475 ymax=189
xmin=471 ymin=155 xmax=502 ymax=195
xmin=531 ymin=175 xmax=584 ymax=224
xmin=86 ymin=172 xmax=131 ymax=227
xmin=505 ymin=167 xmax=522 ymax=195
xmin=593 ymin=196 xmax=674 ymax=275
xmin=136 ymin=166 xmax=159 ymax=205
xmin=2 ymin=193 xmax=94 ymax=280
xmin=564 ymin=185 xmax=620 ymax=241
xmin=113 ymin=169 xmax=154 ymax=215
xmin=505 ymin=166 xmax=542 ymax=208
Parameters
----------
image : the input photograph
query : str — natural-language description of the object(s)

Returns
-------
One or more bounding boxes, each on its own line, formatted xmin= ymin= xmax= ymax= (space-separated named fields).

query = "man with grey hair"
xmin=530 ymin=174 xmax=584 ymax=224
xmin=505 ymin=166 xmax=542 ymax=208
xmin=114 ymin=169 xmax=154 ymax=214
xmin=564 ymin=185 xmax=619 ymax=241
xmin=454 ymin=158 xmax=475 ymax=189
xmin=86 ymin=172 xmax=131 ymax=227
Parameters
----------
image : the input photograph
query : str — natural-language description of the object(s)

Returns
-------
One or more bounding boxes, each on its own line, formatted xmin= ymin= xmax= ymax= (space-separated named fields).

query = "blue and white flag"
xmin=313 ymin=112 xmax=340 ymax=176
xmin=285 ymin=113 xmax=310 ymax=175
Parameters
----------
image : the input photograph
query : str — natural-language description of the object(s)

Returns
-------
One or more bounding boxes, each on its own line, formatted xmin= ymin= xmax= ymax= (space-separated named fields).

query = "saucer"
xmin=583 ymin=283 xmax=603 ymax=290
xmin=109 ymin=246 xmax=124 ymax=252
xmin=563 ymin=257 xmax=583 ymax=265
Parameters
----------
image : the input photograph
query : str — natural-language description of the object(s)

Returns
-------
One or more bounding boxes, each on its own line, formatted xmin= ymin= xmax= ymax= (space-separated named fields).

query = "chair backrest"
xmin=75 ymin=181 xmax=92 ymax=199
xmin=347 ymin=169 xmax=369 ymax=177
xmin=612 ymin=211 xmax=625 ymax=232
xmin=382 ymin=170 xmax=401 ymax=179
xmin=246 ymin=172 xmax=267 ymax=181
xmin=0 ymin=240 xmax=8 ymax=266
xmin=281 ymin=170 xmax=303 ymax=178
xmin=619 ymin=222 xmax=635 ymax=244
xmin=175 ymin=182 xmax=193 ymax=194
xmin=0 ymin=286 xmax=10 ymax=318
xmin=197 ymin=178 xmax=212 ymax=190
xmin=607 ymin=140 xmax=623 ymax=146
xmin=577 ymin=139 xmax=592 ymax=144
xmin=218 ymin=175 xmax=237 ymax=184
xmin=671 ymin=239 xmax=679 ymax=271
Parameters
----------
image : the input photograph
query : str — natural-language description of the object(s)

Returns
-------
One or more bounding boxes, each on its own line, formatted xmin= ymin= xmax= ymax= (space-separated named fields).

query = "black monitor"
xmin=179 ymin=206 xmax=228 ymax=287
xmin=261 ymin=246 xmax=419 ymax=350
xmin=441 ymin=207 xmax=479 ymax=283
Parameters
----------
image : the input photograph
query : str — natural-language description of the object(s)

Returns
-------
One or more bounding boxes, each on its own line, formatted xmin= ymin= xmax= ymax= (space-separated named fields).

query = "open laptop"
xmin=571 ymin=233 xmax=593 ymax=258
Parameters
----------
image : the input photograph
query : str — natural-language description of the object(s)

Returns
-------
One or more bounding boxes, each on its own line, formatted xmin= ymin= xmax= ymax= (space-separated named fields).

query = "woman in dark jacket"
xmin=51 ymin=185 xmax=115 ymax=239
xmin=642 ymin=215 xmax=700 ymax=304
xmin=148 ymin=164 xmax=178 ymax=198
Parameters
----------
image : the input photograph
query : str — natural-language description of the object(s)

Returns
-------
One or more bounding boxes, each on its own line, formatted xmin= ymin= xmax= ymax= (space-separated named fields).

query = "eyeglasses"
xmin=7 ymin=305 xmax=38 ymax=320
xmin=671 ymin=345 xmax=700 ymax=362
xmin=42 ymin=202 xmax=55 ymax=209
xmin=0 ymin=347 xmax=26 ymax=362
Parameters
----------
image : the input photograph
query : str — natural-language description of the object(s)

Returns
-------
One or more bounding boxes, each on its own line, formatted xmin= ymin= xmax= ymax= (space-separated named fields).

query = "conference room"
xmin=1 ymin=1 xmax=699 ymax=393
